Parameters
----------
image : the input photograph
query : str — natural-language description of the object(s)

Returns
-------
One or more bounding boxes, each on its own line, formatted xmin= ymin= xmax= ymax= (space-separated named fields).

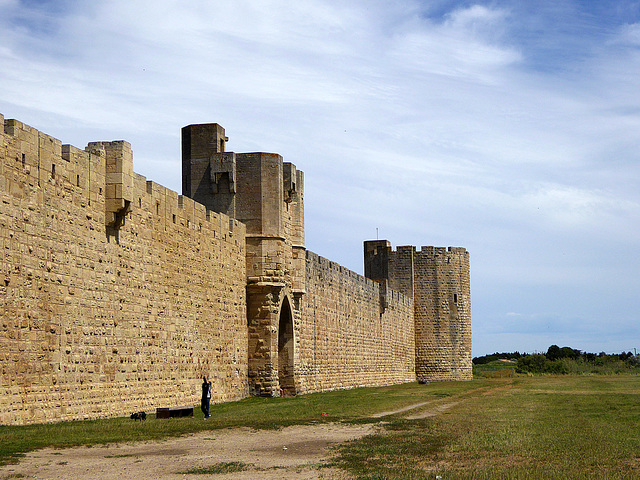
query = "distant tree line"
xmin=473 ymin=352 xmax=524 ymax=364
xmin=473 ymin=345 xmax=640 ymax=375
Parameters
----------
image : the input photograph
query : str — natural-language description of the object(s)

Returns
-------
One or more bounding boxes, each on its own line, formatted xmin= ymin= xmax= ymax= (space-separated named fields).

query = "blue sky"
xmin=1 ymin=0 xmax=639 ymax=356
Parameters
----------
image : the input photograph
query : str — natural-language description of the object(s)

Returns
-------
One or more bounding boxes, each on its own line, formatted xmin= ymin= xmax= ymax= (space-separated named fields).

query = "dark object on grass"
xmin=130 ymin=411 xmax=147 ymax=421
xmin=156 ymin=406 xmax=194 ymax=419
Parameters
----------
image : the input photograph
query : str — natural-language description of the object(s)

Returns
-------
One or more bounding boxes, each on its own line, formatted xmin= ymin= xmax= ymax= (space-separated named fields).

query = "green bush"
xmin=516 ymin=354 xmax=640 ymax=375
xmin=516 ymin=354 xmax=548 ymax=373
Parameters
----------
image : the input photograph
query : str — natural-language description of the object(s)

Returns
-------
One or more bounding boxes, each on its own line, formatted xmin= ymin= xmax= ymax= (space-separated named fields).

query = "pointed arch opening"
xmin=278 ymin=296 xmax=295 ymax=396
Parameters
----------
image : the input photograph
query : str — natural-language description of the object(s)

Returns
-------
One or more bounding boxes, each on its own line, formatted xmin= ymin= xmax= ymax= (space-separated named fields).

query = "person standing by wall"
xmin=201 ymin=376 xmax=212 ymax=419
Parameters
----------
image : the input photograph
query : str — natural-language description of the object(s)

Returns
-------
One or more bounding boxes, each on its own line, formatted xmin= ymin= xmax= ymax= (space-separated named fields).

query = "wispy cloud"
xmin=1 ymin=0 xmax=639 ymax=356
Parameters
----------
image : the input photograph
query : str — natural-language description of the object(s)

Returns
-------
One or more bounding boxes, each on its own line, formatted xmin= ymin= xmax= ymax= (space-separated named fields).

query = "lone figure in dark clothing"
xmin=201 ymin=376 xmax=211 ymax=419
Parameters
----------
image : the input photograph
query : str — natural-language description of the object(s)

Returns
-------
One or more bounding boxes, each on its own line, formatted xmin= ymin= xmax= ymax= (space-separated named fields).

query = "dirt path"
xmin=404 ymin=402 xmax=459 ymax=419
xmin=0 ymin=423 xmax=376 ymax=480
xmin=370 ymin=401 xmax=432 ymax=418
xmin=371 ymin=399 xmax=460 ymax=420
xmin=0 ymin=400 xmax=461 ymax=480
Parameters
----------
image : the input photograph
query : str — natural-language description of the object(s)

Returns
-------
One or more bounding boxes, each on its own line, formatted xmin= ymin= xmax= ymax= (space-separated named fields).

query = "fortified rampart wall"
xmin=387 ymin=246 xmax=472 ymax=381
xmin=0 ymin=115 xmax=248 ymax=425
xmin=297 ymin=252 xmax=415 ymax=394
xmin=0 ymin=114 xmax=471 ymax=425
xmin=411 ymin=246 xmax=471 ymax=381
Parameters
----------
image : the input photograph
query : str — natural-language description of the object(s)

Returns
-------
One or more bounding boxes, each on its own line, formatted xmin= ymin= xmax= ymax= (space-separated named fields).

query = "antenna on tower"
xmin=376 ymin=228 xmax=379 ymax=240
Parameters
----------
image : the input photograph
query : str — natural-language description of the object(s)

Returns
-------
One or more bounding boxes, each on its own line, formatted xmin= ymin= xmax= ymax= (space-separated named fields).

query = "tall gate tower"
xmin=182 ymin=124 xmax=305 ymax=395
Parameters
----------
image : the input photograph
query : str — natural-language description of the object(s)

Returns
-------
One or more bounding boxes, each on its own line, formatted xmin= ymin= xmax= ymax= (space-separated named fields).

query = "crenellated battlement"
xmin=1 ymin=116 xmax=245 ymax=239
xmin=1 ymin=113 xmax=470 ymax=424
xmin=364 ymin=239 xmax=472 ymax=381
xmin=365 ymin=242 xmax=468 ymax=257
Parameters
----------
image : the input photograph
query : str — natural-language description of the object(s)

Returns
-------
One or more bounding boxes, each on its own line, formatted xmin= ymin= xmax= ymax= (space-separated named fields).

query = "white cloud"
xmin=610 ymin=22 xmax=640 ymax=46
xmin=444 ymin=4 xmax=510 ymax=40
xmin=1 ymin=0 xmax=640 ymax=356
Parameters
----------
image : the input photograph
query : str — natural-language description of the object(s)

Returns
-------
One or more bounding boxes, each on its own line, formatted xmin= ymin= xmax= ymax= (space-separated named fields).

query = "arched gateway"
xmin=246 ymin=286 xmax=300 ymax=396
xmin=0 ymin=116 xmax=473 ymax=425
xmin=182 ymin=123 xmax=306 ymax=397
xmin=278 ymin=297 xmax=295 ymax=395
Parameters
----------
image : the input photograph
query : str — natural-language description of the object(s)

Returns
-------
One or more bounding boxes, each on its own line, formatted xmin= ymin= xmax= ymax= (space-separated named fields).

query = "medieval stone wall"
xmin=0 ymin=114 xmax=471 ymax=425
xmin=411 ymin=247 xmax=472 ymax=381
xmin=365 ymin=241 xmax=473 ymax=382
xmin=0 ymin=116 xmax=248 ymax=425
xmin=296 ymin=252 xmax=415 ymax=394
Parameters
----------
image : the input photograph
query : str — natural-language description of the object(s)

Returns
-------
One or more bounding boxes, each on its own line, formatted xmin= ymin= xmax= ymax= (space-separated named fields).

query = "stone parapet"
xmin=0 ymin=115 xmax=471 ymax=424
xmin=297 ymin=251 xmax=415 ymax=394
xmin=0 ymin=116 xmax=247 ymax=425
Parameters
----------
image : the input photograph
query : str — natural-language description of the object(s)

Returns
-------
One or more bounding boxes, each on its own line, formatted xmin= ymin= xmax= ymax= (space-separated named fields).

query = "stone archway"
xmin=278 ymin=297 xmax=295 ymax=396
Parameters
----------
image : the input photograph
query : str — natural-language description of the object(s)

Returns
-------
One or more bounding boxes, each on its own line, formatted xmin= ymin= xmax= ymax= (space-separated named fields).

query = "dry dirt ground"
xmin=0 ymin=401 xmax=451 ymax=480
xmin=0 ymin=423 xmax=375 ymax=480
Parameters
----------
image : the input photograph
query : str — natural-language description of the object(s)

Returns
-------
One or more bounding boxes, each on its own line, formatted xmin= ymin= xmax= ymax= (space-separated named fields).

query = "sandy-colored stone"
xmin=0 ymin=115 xmax=471 ymax=425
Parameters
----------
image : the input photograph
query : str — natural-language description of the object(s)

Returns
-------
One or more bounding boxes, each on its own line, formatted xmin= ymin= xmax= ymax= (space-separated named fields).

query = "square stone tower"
xmin=182 ymin=124 xmax=305 ymax=396
xmin=364 ymin=241 xmax=472 ymax=381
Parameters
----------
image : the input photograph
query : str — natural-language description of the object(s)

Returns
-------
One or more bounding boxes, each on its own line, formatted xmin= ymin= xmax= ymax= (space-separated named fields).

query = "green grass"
xmin=473 ymin=359 xmax=516 ymax=377
xmin=0 ymin=380 xmax=478 ymax=466
xmin=2 ymin=375 xmax=640 ymax=479
xmin=331 ymin=375 xmax=640 ymax=479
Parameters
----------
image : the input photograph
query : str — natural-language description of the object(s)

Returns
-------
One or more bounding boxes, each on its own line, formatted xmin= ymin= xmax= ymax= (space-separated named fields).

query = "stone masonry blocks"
xmin=1 ymin=116 xmax=247 ymax=425
xmin=1 ymin=115 xmax=471 ymax=425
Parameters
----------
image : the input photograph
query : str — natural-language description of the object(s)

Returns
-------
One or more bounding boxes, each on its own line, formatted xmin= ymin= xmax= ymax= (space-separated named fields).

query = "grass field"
xmin=1 ymin=375 xmax=639 ymax=479
xmin=473 ymin=358 xmax=517 ymax=378
xmin=332 ymin=375 xmax=640 ymax=479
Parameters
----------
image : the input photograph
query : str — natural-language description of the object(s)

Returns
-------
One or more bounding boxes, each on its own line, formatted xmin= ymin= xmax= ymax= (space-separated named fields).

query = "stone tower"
xmin=364 ymin=241 xmax=472 ymax=381
xmin=182 ymin=124 xmax=305 ymax=396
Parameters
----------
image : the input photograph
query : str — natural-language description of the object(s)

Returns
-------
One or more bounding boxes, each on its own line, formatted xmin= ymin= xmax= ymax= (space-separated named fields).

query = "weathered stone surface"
xmin=1 ymin=118 xmax=247 ymax=424
xmin=298 ymin=252 xmax=416 ymax=393
xmin=1 ymin=115 xmax=471 ymax=425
